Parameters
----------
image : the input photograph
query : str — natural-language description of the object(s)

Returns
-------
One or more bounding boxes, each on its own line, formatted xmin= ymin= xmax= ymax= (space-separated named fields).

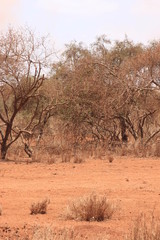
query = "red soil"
xmin=0 ymin=156 xmax=160 ymax=239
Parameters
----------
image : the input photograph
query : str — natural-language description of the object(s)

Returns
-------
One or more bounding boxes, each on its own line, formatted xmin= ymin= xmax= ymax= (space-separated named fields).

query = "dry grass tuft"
xmin=66 ymin=193 xmax=116 ymax=222
xmin=32 ymin=226 xmax=109 ymax=240
xmin=125 ymin=213 xmax=160 ymax=240
xmin=107 ymin=155 xmax=114 ymax=163
xmin=61 ymin=152 xmax=71 ymax=163
xmin=32 ymin=226 xmax=81 ymax=240
xmin=0 ymin=204 xmax=2 ymax=216
xmin=30 ymin=198 xmax=50 ymax=215
xmin=73 ymin=156 xmax=84 ymax=164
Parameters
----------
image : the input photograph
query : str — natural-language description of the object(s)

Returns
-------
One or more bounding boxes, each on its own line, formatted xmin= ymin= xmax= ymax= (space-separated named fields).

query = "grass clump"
xmin=73 ymin=156 xmax=84 ymax=164
xmin=66 ymin=193 xmax=115 ymax=222
xmin=125 ymin=213 xmax=160 ymax=240
xmin=32 ymin=226 xmax=109 ymax=240
xmin=32 ymin=227 xmax=81 ymax=240
xmin=30 ymin=198 xmax=50 ymax=215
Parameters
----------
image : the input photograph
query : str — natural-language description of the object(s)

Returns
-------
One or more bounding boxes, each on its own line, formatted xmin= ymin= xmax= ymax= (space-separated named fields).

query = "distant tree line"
xmin=0 ymin=27 xmax=160 ymax=160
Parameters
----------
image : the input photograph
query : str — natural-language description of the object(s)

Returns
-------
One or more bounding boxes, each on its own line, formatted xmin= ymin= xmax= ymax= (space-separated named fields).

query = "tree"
xmin=51 ymin=37 xmax=160 ymax=156
xmin=0 ymin=27 xmax=54 ymax=160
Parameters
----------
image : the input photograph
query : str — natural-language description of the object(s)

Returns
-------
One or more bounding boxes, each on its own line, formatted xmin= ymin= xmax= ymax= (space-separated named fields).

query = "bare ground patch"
xmin=0 ymin=157 xmax=160 ymax=239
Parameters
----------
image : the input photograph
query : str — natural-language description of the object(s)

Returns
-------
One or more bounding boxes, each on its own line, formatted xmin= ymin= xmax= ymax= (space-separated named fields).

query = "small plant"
xmin=61 ymin=152 xmax=71 ymax=163
xmin=125 ymin=213 xmax=160 ymax=240
xmin=66 ymin=193 xmax=115 ymax=222
xmin=30 ymin=198 xmax=50 ymax=215
xmin=0 ymin=204 xmax=2 ymax=215
xmin=108 ymin=155 xmax=114 ymax=163
xmin=47 ymin=156 xmax=56 ymax=164
xmin=73 ymin=156 xmax=84 ymax=164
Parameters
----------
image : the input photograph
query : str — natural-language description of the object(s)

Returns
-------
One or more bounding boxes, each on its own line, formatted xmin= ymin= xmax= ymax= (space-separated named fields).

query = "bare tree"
xmin=0 ymin=27 xmax=54 ymax=160
xmin=50 ymin=37 xmax=160 ymax=156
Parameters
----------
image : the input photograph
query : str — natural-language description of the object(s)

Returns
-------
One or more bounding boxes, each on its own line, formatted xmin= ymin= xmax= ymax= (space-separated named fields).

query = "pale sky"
xmin=0 ymin=0 xmax=160 ymax=49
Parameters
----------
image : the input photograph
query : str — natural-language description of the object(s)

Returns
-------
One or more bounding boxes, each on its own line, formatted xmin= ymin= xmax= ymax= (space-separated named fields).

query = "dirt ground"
xmin=0 ymin=156 xmax=160 ymax=239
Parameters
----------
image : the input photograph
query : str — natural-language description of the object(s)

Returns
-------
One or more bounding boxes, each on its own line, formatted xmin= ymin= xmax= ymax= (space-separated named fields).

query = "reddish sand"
xmin=0 ymin=156 xmax=160 ymax=239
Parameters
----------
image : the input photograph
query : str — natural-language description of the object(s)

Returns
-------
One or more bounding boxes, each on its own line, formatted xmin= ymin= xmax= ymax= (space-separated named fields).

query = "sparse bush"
xmin=31 ymin=147 xmax=56 ymax=164
xmin=61 ymin=153 xmax=71 ymax=163
xmin=151 ymin=142 xmax=160 ymax=157
xmin=120 ymin=140 xmax=160 ymax=158
xmin=30 ymin=199 xmax=50 ymax=215
xmin=66 ymin=193 xmax=115 ymax=221
xmin=61 ymin=149 xmax=72 ymax=163
xmin=47 ymin=157 xmax=56 ymax=164
xmin=73 ymin=156 xmax=84 ymax=164
xmin=125 ymin=213 xmax=160 ymax=240
xmin=116 ymin=142 xmax=150 ymax=158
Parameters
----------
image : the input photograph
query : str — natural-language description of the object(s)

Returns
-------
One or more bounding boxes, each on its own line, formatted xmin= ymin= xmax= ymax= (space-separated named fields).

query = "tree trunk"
xmin=120 ymin=118 xmax=128 ymax=143
xmin=1 ymin=144 xmax=7 ymax=160
xmin=24 ymin=143 xmax=32 ymax=158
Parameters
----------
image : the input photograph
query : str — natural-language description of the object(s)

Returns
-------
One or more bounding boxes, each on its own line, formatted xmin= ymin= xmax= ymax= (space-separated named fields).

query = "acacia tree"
xmin=121 ymin=41 xmax=160 ymax=144
xmin=0 ymin=27 xmax=54 ymax=160
xmin=51 ymin=37 xmax=160 ymax=155
xmin=52 ymin=37 xmax=155 ymax=147
xmin=51 ymin=39 xmax=123 ymax=148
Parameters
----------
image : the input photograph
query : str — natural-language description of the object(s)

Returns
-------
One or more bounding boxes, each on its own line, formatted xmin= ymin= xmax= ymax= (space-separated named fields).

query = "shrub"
xmin=30 ymin=199 xmax=50 ymax=215
xmin=66 ymin=193 xmax=115 ymax=221
xmin=73 ymin=156 xmax=84 ymax=164
xmin=61 ymin=152 xmax=71 ymax=163
xmin=125 ymin=213 xmax=160 ymax=240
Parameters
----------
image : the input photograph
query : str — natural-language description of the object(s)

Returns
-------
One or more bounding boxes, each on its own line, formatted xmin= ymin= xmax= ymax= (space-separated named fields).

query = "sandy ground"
xmin=0 ymin=156 xmax=160 ymax=239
